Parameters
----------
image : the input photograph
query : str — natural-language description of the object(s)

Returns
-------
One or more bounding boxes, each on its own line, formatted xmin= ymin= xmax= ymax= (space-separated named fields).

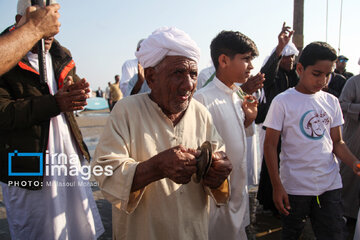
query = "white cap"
xmin=17 ymin=0 xmax=57 ymax=16
xmin=135 ymin=27 xmax=200 ymax=68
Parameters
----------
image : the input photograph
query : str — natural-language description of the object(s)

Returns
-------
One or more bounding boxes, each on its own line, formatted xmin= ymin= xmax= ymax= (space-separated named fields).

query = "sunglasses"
xmin=339 ymin=59 xmax=348 ymax=63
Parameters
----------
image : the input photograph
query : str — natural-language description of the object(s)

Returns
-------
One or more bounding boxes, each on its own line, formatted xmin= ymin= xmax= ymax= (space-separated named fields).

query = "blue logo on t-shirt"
xmin=299 ymin=110 xmax=329 ymax=140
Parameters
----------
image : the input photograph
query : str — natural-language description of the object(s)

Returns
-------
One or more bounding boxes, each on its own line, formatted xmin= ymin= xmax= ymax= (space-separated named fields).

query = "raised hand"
xmin=276 ymin=22 xmax=294 ymax=56
xmin=242 ymin=95 xmax=258 ymax=127
xmin=17 ymin=4 xmax=61 ymax=39
xmin=241 ymin=72 xmax=265 ymax=94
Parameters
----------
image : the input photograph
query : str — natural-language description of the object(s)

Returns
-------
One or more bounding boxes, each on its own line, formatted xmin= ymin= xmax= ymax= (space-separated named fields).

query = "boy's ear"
xmin=218 ymin=54 xmax=229 ymax=69
xmin=144 ymin=67 xmax=155 ymax=89
xmin=296 ymin=63 xmax=304 ymax=75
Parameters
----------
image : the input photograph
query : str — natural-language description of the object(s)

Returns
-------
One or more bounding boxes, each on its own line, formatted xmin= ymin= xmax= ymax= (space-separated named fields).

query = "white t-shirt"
xmin=264 ymin=88 xmax=344 ymax=196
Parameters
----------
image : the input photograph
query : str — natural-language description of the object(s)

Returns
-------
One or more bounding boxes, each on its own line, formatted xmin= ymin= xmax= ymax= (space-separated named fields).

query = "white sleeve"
xmin=339 ymin=76 xmax=360 ymax=121
xmin=263 ymin=97 xmax=285 ymax=131
xmin=331 ymin=97 xmax=345 ymax=128
xmin=120 ymin=62 xmax=134 ymax=94
xmin=91 ymin=108 xmax=145 ymax=214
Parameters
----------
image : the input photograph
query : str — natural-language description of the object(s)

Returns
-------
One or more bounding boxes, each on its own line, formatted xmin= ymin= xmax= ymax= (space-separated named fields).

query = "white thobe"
xmin=92 ymin=94 xmax=230 ymax=240
xmin=119 ymin=58 xmax=138 ymax=94
xmin=1 ymin=52 xmax=104 ymax=240
xmin=197 ymin=65 xmax=215 ymax=90
xmin=194 ymin=77 xmax=253 ymax=240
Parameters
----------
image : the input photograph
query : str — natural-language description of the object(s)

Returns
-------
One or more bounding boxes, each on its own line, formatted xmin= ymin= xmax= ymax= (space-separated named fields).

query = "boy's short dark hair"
xmin=210 ymin=31 xmax=259 ymax=70
xmin=298 ymin=42 xmax=337 ymax=69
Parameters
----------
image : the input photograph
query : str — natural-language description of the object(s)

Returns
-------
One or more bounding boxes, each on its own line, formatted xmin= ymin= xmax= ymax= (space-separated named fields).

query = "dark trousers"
xmin=281 ymin=189 xmax=344 ymax=240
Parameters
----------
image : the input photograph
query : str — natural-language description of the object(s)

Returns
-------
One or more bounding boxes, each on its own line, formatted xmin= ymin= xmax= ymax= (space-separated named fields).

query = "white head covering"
xmin=281 ymin=42 xmax=299 ymax=57
xmin=17 ymin=0 xmax=57 ymax=16
xmin=135 ymin=27 xmax=201 ymax=68
xmin=261 ymin=42 xmax=299 ymax=68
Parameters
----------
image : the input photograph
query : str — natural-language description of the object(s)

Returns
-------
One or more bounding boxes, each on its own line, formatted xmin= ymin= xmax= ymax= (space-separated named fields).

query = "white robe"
xmin=119 ymin=58 xmax=138 ymax=94
xmin=1 ymin=52 xmax=104 ymax=240
xmin=194 ymin=77 xmax=253 ymax=240
xmin=92 ymin=93 xmax=230 ymax=240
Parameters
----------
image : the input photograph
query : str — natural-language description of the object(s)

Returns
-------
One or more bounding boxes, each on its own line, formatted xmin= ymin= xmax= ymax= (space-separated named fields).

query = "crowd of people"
xmin=0 ymin=1 xmax=359 ymax=240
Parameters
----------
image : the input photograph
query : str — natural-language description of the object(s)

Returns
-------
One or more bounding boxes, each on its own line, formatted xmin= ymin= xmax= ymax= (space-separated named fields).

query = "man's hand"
xmin=131 ymin=62 xmax=145 ymax=95
xmin=17 ymin=4 xmax=61 ymax=38
xmin=54 ymin=77 xmax=90 ymax=112
xmin=203 ymin=151 xmax=232 ymax=189
xmin=157 ymin=145 xmax=198 ymax=184
xmin=138 ymin=62 xmax=145 ymax=83
xmin=241 ymin=72 xmax=265 ymax=94
xmin=273 ymin=184 xmax=291 ymax=216
xmin=275 ymin=22 xmax=294 ymax=57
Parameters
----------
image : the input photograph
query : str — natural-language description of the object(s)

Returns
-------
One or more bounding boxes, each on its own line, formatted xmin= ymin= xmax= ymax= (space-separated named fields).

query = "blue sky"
xmin=1 ymin=0 xmax=359 ymax=90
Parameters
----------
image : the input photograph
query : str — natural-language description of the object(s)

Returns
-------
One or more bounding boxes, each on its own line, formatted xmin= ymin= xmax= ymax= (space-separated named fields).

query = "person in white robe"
xmin=119 ymin=39 xmax=144 ymax=94
xmin=194 ymin=30 xmax=260 ymax=240
xmin=92 ymin=27 xmax=232 ymax=240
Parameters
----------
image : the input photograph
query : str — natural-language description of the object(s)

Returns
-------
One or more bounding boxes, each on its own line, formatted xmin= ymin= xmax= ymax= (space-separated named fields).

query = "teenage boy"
xmin=264 ymin=41 xmax=360 ymax=239
xmin=194 ymin=31 xmax=262 ymax=240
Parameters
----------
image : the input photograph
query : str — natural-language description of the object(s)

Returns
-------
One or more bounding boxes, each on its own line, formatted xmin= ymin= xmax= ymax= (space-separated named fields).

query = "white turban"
xmin=261 ymin=41 xmax=299 ymax=68
xmin=281 ymin=42 xmax=299 ymax=57
xmin=135 ymin=27 xmax=201 ymax=68
xmin=17 ymin=0 xmax=57 ymax=16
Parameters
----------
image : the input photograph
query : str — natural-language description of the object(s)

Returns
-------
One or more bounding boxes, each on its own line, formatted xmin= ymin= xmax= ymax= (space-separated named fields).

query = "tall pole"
xmin=326 ymin=0 xmax=328 ymax=42
xmin=338 ymin=0 xmax=343 ymax=54
xmin=31 ymin=0 xmax=50 ymax=85
xmin=293 ymin=0 xmax=304 ymax=56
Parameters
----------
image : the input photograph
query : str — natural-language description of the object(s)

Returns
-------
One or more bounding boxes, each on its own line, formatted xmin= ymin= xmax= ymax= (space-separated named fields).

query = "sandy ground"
xmin=0 ymin=109 xmax=355 ymax=239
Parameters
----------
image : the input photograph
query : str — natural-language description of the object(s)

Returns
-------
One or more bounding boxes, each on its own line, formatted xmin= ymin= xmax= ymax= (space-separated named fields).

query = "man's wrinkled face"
xmin=280 ymin=55 xmax=295 ymax=72
xmin=148 ymin=56 xmax=198 ymax=116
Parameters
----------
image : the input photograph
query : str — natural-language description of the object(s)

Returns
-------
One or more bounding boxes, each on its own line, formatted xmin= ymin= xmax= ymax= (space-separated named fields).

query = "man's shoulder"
xmin=190 ymin=98 xmax=213 ymax=116
xmin=193 ymin=84 xmax=217 ymax=106
xmin=113 ymin=94 xmax=147 ymax=111
xmin=122 ymin=59 xmax=138 ymax=68
xmin=346 ymin=74 xmax=360 ymax=84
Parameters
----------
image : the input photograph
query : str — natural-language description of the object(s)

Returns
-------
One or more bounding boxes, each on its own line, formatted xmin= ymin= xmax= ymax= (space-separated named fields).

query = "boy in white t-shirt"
xmin=264 ymin=41 xmax=360 ymax=239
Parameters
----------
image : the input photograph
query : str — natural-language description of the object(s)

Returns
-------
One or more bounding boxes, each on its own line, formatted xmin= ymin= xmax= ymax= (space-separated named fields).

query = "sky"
xmin=0 ymin=0 xmax=359 ymax=90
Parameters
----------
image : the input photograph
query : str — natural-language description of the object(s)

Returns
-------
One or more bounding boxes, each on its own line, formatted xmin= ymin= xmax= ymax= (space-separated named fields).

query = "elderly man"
xmin=0 ymin=3 xmax=60 ymax=76
xmin=0 ymin=1 xmax=104 ymax=239
xmin=93 ymin=27 xmax=232 ymax=240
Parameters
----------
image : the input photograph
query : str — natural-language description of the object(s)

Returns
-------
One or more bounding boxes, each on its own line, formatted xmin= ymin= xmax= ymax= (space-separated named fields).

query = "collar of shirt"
xmin=212 ymin=76 xmax=241 ymax=95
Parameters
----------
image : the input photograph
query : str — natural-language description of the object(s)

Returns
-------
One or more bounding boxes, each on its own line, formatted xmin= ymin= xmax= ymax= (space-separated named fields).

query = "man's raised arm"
xmin=0 ymin=4 xmax=60 ymax=76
